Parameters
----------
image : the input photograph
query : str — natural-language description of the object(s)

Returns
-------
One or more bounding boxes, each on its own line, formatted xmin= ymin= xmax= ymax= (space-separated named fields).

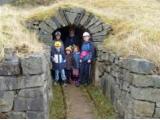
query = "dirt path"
xmin=63 ymin=84 xmax=96 ymax=119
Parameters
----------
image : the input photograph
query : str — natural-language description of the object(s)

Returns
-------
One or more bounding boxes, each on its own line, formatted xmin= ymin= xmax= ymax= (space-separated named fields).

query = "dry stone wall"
xmin=0 ymin=47 xmax=53 ymax=119
xmin=95 ymin=45 xmax=160 ymax=118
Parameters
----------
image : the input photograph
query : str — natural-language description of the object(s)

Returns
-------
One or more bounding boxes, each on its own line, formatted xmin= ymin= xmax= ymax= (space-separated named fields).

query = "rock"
xmin=0 ymin=59 xmax=20 ymax=76
xmin=54 ymin=13 xmax=66 ymax=27
xmin=65 ymin=12 xmax=78 ymax=24
xmin=4 ymin=48 xmax=16 ymax=61
xmin=131 ymin=74 xmax=160 ymax=87
xmin=80 ymin=13 xmax=89 ymax=26
xmin=0 ymin=74 xmax=46 ymax=90
xmin=21 ymin=53 xmax=46 ymax=75
xmin=7 ymin=112 xmax=26 ymax=119
xmin=120 ymin=58 xmax=155 ymax=74
xmin=39 ymin=22 xmax=53 ymax=33
xmin=131 ymin=87 xmax=160 ymax=102
xmin=132 ymin=100 xmax=155 ymax=118
xmin=0 ymin=76 xmax=18 ymax=90
xmin=45 ymin=19 xmax=58 ymax=30
xmin=154 ymin=108 xmax=160 ymax=118
xmin=26 ymin=111 xmax=46 ymax=119
xmin=18 ymin=87 xmax=45 ymax=98
xmin=89 ymin=24 xmax=103 ymax=32
xmin=14 ymin=97 xmax=45 ymax=112
xmin=0 ymin=91 xmax=14 ymax=112
xmin=18 ymin=74 xmax=46 ymax=89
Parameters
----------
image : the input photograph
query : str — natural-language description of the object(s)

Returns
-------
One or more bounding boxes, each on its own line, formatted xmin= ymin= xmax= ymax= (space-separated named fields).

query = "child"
xmin=72 ymin=45 xmax=80 ymax=87
xmin=65 ymin=46 xmax=73 ymax=84
xmin=51 ymin=31 xmax=67 ymax=86
xmin=80 ymin=32 xmax=95 ymax=86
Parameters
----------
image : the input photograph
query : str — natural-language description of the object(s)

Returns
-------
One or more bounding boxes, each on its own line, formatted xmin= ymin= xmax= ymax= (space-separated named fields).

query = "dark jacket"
xmin=65 ymin=53 xmax=73 ymax=70
xmin=64 ymin=36 xmax=80 ymax=48
xmin=80 ymin=40 xmax=95 ymax=62
xmin=73 ymin=52 xmax=80 ymax=69
xmin=51 ymin=44 xmax=66 ymax=70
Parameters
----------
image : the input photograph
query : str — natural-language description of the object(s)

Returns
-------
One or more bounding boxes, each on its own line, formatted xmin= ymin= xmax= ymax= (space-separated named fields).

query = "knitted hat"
xmin=55 ymin=31 xmax=61 ymax=36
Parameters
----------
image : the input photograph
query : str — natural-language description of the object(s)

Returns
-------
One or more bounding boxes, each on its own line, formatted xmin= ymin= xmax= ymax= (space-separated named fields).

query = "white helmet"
xmin=83 ymin=32 xmax=90 ymax=37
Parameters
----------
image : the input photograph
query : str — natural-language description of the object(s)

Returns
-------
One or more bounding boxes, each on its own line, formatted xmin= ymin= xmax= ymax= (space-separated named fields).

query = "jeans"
xmin=55 ymin=69 xmax=66 ymax=81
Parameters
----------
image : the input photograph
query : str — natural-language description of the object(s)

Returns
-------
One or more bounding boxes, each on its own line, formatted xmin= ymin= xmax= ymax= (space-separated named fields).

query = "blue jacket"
xmin=80 ymin=41 xmax=95 ymax=62
xmin=51 ymin=43 xmax=66 ymax=70
xmin=73 ymin=52 xmax=80 ymax=69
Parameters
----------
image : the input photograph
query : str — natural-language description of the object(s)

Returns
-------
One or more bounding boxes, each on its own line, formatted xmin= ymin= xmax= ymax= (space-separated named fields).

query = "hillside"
xmin=0 ymin=0 xmax=160 ymax=65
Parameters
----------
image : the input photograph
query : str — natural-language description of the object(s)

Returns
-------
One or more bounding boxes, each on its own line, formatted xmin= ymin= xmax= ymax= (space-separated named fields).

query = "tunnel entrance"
xmin=27 ymin=7 xmax=112 ymax=85
xmin=52 ymin=25 xmax=87 ymax=48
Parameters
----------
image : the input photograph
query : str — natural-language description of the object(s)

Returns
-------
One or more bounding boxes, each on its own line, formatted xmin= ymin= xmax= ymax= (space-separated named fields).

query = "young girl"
xmin=72 ymin=45 xmax=80 ymax=87
xmin=65 ymin=46 xmax=73 ymax=84
xmin=80 ymin=32 xmax=95 ymax=86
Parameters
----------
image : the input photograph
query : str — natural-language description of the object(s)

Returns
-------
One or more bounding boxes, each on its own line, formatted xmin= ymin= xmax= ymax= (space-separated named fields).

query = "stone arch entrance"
xmin=27 ymin=7 xmax=112 ymax=84
xmin=28 ymin=7 xmax=112 ymax=46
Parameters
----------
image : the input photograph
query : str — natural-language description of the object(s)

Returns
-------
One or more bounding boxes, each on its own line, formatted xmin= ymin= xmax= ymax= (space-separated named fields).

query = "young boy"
xmin=72 ymin=45 xmax=80 ymax=87
xmin=65 ymin=46 xmax=73 ymax=84
xmin=51 ymin=31 xmax=67 ymax=86
xmin=80 ymin=32 xmax=95 ymax=86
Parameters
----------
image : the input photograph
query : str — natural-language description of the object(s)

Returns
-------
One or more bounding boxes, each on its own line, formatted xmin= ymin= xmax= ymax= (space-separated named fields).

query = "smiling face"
xmin=83 ymin=36 xmax=90 ymax=42
xmin=66 ymin=50 xmax=71 ymax=54
xmin=55 ymin=35 xmax=61 ymax=40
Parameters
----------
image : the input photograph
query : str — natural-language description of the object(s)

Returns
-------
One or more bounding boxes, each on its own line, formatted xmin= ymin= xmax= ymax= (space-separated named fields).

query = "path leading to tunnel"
xmin=63 ymin=85 xmax=96 ymax=119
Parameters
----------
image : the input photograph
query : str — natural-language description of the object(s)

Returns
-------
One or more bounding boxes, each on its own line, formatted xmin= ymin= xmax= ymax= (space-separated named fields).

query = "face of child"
xmin=56 ymin=35 xmax=61 ymax=40
xmin=69 ymin=30 xmax=75 ymax=37
xmin=66 ymin=50 xmax=71 ymax=54
xmin=83 ymin=36 xmax=90 ymax=41
xmin=74 ymin=47 xmax=78 ymax=52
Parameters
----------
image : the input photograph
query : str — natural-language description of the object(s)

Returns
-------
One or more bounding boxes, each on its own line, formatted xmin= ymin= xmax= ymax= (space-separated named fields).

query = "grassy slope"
xmin=0 ymin=5 xmax=43 ymax=59
xmin=1 ymin=0 xmax=160 ymax=65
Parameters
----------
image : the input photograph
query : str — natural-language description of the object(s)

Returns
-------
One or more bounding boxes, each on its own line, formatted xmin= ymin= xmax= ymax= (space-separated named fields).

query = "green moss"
xmin=82 ymin=85 xmax=118 ymax=119
xmin=49 ymin=85 xmax=66 ymax=119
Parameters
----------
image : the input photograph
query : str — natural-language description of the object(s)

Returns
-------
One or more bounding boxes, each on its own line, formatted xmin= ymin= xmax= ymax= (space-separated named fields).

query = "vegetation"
xmin=49 ymin=85 xmax=66 ymax=119
xmin=1 ymin=0 xmax=160 ymax=65
xmin=81 ymin=85 xmax=118 ymax=119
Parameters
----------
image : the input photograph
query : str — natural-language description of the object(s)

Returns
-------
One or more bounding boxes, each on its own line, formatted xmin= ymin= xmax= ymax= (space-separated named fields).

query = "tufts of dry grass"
xmin=0 ymin=5 xmax=43 ymax=60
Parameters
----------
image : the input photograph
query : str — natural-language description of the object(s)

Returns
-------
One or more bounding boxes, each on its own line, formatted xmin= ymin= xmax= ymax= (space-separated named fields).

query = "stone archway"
xmin=27 ymin=7 xmax=112 ymax=46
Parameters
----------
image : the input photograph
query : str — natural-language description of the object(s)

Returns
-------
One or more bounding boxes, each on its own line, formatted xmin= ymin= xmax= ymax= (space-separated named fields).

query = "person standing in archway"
xmin=51 ymin=31 xmax=67 ymax=86
xmin=64 ymin=27 xmax=79 ymax=49
xmin=80 ymin=32 xmax=95 ymax=86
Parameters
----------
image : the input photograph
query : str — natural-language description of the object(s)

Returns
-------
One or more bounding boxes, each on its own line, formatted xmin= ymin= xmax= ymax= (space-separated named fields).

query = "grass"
xmin=0 ymin=5 xmax=43 ymax=60
xmin=1 ymin=0 xmax=160 ymax=65
xmin=81 ymin=85 xmax=118 ymax=119
xmin=49 ymin=85 xmax=66 ymax=119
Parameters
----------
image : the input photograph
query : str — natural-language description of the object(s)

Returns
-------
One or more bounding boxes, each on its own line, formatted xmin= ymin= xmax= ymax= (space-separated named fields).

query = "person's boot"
xmin=63 ymin=81 xmax=67 ymax=87
xmin=54 ymin=81 xmax=58 ymax=86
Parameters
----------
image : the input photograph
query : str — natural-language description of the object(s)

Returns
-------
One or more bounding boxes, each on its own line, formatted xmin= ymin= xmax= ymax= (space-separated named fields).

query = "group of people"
xmin=51 ymin=28 xmax=95 ymax=87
